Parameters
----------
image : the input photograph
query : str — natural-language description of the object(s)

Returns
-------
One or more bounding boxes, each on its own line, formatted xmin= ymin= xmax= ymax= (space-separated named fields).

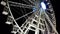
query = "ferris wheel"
xmin=0 ymin=0 xmax=58 ymax=34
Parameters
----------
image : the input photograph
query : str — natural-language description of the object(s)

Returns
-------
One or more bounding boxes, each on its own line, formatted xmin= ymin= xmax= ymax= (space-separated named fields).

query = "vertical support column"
xmin=24 ymin=24 xmax=31 ymax=34
xmin=35 ymin=28 xmax=39 ymax=34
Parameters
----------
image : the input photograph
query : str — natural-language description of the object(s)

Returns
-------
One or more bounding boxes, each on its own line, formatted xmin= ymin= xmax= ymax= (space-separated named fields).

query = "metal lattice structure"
xmin=1 ymin=0 xmax=58 ymax=34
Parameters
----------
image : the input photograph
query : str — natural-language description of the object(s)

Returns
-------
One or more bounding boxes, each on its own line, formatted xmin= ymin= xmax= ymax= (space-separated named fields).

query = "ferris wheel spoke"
xmin=22 ymin=0 xmax=31 ymax=5
xmin=28 ymin=0 xmax=35 ymax=5
xmin=15 ymin=11 xmax=33 ymax=20
xmin=23 ymin=8 xmax=28 ymax=19
xmin=7 ymin=1 xmax=23 ymax=32
xmin=21 ymin=8 xmax=27 ymax=19
xmin=8 ymin=1 xmax=34 ymax=8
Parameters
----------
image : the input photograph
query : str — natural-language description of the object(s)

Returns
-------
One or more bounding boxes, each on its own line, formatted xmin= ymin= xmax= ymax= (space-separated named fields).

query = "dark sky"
xmin=50 ymin=0 xmax=60 ymax=34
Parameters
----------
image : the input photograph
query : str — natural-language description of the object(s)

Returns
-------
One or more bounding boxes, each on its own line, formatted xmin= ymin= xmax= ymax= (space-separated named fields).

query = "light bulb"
xmin=2 ymin=11 xmax=8 ymax=15
xmin=41 ymin=2 xmax=46 ymax=10
xmin=5 ymin=21 xmax=12 ymax=24
xmin=1 ymin=1 xmax=6 ymax=6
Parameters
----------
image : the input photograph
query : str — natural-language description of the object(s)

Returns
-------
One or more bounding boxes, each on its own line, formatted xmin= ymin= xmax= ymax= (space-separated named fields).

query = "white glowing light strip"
xmin=41 ymin=2 xmax=46 ymax=10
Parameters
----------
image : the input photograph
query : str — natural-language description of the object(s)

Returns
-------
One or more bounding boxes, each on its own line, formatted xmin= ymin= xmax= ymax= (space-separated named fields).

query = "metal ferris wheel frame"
xmin=1 ymin=0 xmax=58 ymax=34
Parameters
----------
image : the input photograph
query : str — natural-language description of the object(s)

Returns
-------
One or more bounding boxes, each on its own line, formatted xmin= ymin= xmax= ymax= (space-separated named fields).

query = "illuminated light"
xmin=2 ymin=11 xmax=8 ymax=15
xmin=32 ymin=7 xmax=37 ymax=12
xmin=1 ymin=1 xmax=6 ymax=6
xmin=11 ymin=31 xmax=17 ymax=33
xmin=5 ymin=21 xmax=12 ymax=24
xmin=47 ymin=3 xmax=50 ymax=5
xmin=41 ymin=2 xmax=46 ymax=10
xmin=46 ymin=0 xmax=48 ymax=1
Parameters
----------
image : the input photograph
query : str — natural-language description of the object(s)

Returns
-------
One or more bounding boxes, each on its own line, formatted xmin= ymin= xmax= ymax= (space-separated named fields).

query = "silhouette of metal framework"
xmin=1 ymin=0 xmax=58 ymax=34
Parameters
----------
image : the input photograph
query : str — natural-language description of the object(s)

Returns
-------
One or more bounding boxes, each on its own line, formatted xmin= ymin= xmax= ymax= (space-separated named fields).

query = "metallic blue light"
xmin=32 ymin=7 xmax=37 ymax=12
